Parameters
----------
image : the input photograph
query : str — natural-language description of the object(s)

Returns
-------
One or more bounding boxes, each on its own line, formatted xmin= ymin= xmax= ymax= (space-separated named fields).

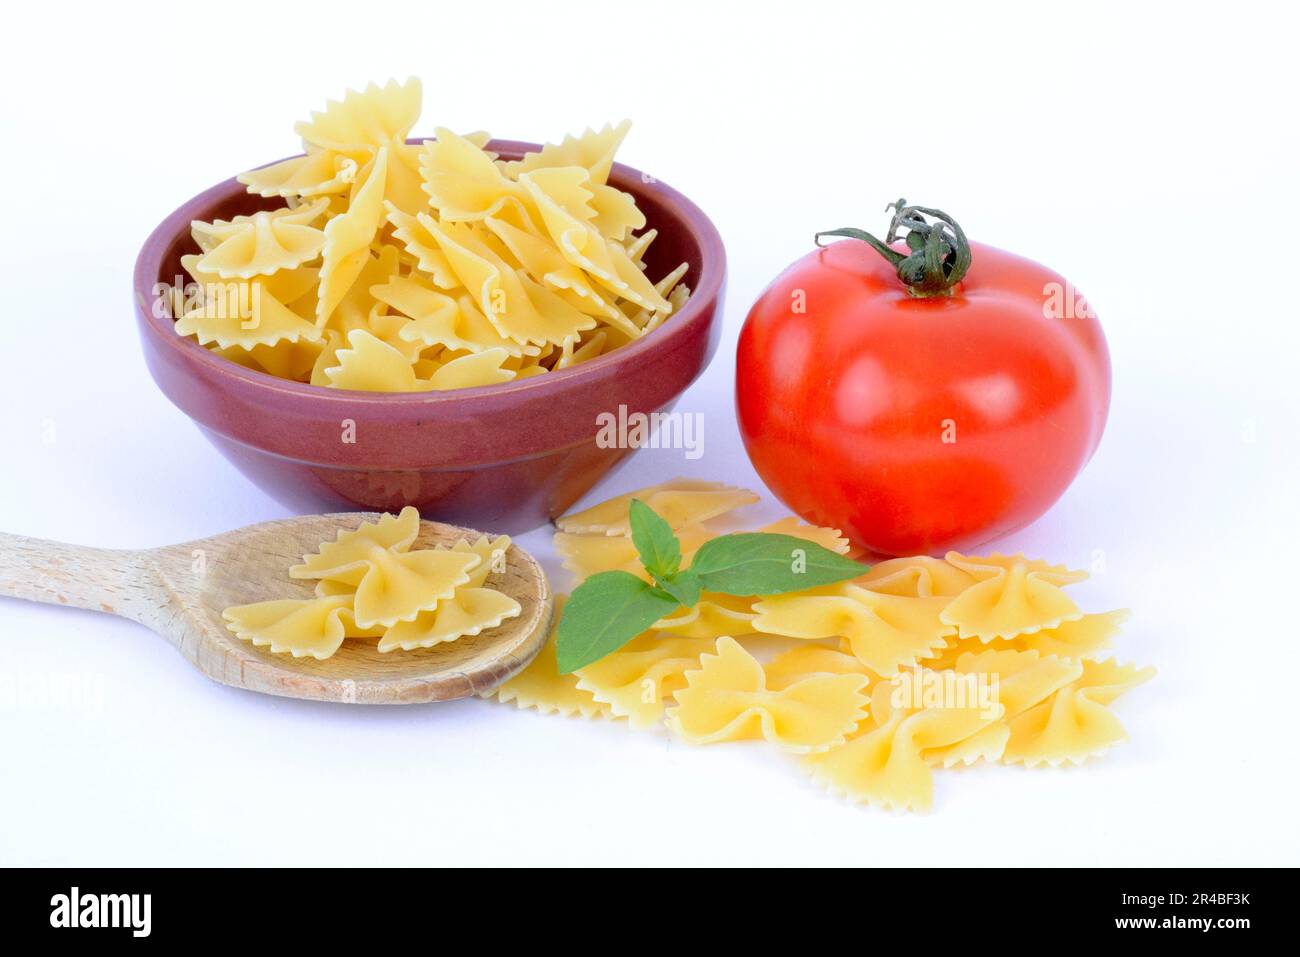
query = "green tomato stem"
xmin=815 ymin=199 xmax=972 ymax=297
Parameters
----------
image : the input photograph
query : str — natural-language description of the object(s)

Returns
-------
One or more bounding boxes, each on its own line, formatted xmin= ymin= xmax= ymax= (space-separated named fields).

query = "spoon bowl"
xmin=0 ymin=513 xmax=553 ymax=704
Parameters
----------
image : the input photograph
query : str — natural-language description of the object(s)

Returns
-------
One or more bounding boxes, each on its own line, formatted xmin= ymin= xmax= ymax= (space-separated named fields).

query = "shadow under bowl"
xmin=133 ymin=140 xmax=726 ymax=533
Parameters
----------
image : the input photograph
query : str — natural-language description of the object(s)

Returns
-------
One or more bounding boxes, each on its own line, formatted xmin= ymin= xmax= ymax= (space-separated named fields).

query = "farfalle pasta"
xmin=806 ymin=678 xmax=1005 ymax=812
xmin=939 ymin=552 xmax=1088 ymax=641
xmin=223 ymin=508 xmax=520 ymax=659
xmin=553 ymin=478 xmax=758 ymax=536
xmin=481 ymin=482 xmax=1156 ymax=812
xmin=667 ymin=637 xmax=871 ymax=752
xmin=1001 ymin=657 xmax=1155 ymax=766
xmin=484 ymin=596 xmax=613 ymax=719
xmin=753 ymin=586 xmax=955 ymax=677
xmin=223 ymin=594 xmax=354 ymax=660
xmin=171 ymin=79 xmax=690 ymax=392
xmin=653 ymin=593 xmax=759 ymax=640
xmin=378 ymin=535 xmax=521 ymax=651
xmin=574 ymin=631 xmax=718 ymax=729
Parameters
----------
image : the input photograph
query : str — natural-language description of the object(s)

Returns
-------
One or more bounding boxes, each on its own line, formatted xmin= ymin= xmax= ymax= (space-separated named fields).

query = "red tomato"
xmin=736 ymin=205 xmax=1110 ymax=556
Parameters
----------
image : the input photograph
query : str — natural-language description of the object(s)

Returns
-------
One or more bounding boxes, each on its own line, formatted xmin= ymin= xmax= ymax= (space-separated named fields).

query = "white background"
xmin=2 ymin=0 xmax=1297 ymax=866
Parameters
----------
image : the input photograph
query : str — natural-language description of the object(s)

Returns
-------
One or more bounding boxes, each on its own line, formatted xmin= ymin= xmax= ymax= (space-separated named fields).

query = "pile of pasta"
xmin=173 ymin=79 xmax=689 ymax=391
xmin=483 ymin=479 xmax=1155 ymax=812
xmin=223 ymin=508 xmax=520 ymax=658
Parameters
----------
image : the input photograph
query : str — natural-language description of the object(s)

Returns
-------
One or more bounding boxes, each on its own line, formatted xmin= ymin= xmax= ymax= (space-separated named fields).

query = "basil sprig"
xmin=555 ymin=500 xmax=869 ymax=673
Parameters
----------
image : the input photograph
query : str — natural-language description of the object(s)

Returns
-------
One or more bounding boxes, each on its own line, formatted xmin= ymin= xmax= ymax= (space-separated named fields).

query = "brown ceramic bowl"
xmin=134 ymin=140 xmax=726 ymax=532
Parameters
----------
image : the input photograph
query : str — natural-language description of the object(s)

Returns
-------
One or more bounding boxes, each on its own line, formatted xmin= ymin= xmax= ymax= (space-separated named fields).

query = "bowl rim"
xmin=133 ymin=137 xmax=726 ymax=407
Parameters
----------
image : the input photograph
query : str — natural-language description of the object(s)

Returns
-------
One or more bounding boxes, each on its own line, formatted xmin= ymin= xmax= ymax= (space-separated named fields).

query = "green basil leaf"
xmin=688 ymin=533 xmax=869 ymax=596
xmin=653 ymin=567 xmax=702 ymax=609
xmin=628 ymin=498 xmax=681 ymax=579
xmin=555 ymin=570 xmax=681 ymax=673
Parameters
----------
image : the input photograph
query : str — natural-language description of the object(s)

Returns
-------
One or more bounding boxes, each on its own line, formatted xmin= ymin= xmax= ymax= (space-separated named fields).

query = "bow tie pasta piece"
xmin=191 ymin=200 xmax=329 ymax=280
xmin=308 ymin=330 xmax=349 ymax=387
xmin=519 ymin=169 xmax=671 ymax=314
xmin=239 ymin=149 xmax=361 ymax=199
xmin=420 ymin=127 xmax=529 ymax=221
xmin=378 ymin=586 xmax=520 ymax=651
xmin=575 ymin=230 xmax=672 ymax=315
xmin=667 ymin=637 xmax=871 ymax=753
xmin=481 ymin=596 xmax=614 ymax=718
xmin=459 ymin=294 xmax=538 ymax=357
xmin=573 ymin=632 xmax=717 ymax=728
xmin=425 ymin=348 xmax=515 ymax=390
xmin=181 ymin=254 xmax=321 ymax=311
xmin=757 ymin=517 xmax=851 ymax=555
xmin=338 ymin=605 xmax=387 ymax=639
xmin=764 ymin=646 xmax=876 ymax=691
xmin=952 ymin=649 xmax=1085 ymax=722
xmin=911 ymin=648 xmax=1083 ymax=766
xmin=422 ymin=217 xmax=598 ymax=348
xmin=315 ymin=578 xmax=355 ymax=599
xmin=520 ymin=166 xmax=597 ymax=221
xmin=554 ymin=281 xmax=631 ymax=330
xmin=482 ymin=214 xmax=634 ymax=333
xmin=753 ymin=586 xmax=955 ymax=677
xmin=922 ymin=722 xmax=1011 ymax=769
xmin=372 ymin=141 xmax=429 ymax=217
xmin=805 ymin=678 xmax=1005 ymax=812
xmin=236 ymin=339 xmax=326 ymax=382
xmin=288 ymin=511 xmax=482 ymax=628
xmin=175 ymin=279 xmax=322 ymax=351
xmin=658 ymin=281 xmax=691 ymax=331
xmin=588 ymin=183 xmax=646 ymax=242
xmin=451 ymin=534 xmax=510 ymax=588
xmin=555 ymin=479 xmax=760 ymax=536
xmin=295 ymin=78 xmax=422 ymax=154
xmin=940 ymin=552 xmax=1088 ymax=641
xmin=501 ymin=120 xmax=632 ymax=187
xmin=1002 ymin=659 xmax=1156 ymax=767
xmin=311 ymin=576 xmax=387 ymax=638
xmin=654 ymin=594 xmax=758 ymax=640
xmin=1015 ymin=609 xmax=1129 ymax=659
xmin=322 ymin=329 xmax=435 ymax=392
xmin=348 ymin=546 xmax=481 ymax=629
xmin=482 ymin=213 xmax=588 ymax=289
xmin=354 ymin=310 xmax=427 ymax=367
xmin=624 ymin=228 xmax=657 ymax=267
xmin=223 ymin=594 xmax=353 ymax=659
xmin=372 ymin=275 xmax=522 ymax=357
xmin=317 ymin=147 xmax=390 ymax=327
xmin=554 ymin=331 xmax=608 ymax=369
xmin=929 ymin=609 xmax=1130 ymax=669
xmin=625 ymin=262 xmax=691 ymax=334
xmin=324 ymin=245 xmax=402 ymax=337
xmin=289 ymin=79 xmax=427 ymax=215
xmin=384 ymin=204 xmax=461 ymax=288
xmin=291 ymin=507 xmax=422 ymax=583
xmin=859 ymin=555 xmax=980 ymax=598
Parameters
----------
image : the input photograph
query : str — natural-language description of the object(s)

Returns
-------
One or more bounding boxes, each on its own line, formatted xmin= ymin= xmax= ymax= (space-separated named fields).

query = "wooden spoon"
xmin=0 ymin=513 xmax=553 ymax=704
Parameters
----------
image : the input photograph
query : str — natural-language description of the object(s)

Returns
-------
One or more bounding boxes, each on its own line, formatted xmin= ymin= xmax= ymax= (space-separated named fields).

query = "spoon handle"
xmin=0 ymin=533 xmax=153 ymax=620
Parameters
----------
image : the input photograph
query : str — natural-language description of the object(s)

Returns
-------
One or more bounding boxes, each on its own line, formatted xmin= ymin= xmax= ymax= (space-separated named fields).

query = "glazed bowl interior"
xmin=134 ymin=139 xmax=726 ymax=531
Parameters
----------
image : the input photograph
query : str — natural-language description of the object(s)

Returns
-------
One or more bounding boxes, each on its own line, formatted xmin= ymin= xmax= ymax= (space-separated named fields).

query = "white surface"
xmin=1 ymin=0 xmax=1297 ymax=867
